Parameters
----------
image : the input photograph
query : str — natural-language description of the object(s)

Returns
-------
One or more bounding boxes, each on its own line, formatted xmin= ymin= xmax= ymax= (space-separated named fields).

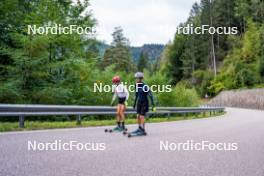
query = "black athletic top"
xmin=133 ymin=82 xmax=154 ymax=107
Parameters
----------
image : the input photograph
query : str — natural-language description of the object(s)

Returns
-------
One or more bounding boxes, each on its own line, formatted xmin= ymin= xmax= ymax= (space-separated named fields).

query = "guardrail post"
xmin=76 ymin=115 xmax=82 ymax=125
xmin=19 ymin=115 xmax=25 ymax=128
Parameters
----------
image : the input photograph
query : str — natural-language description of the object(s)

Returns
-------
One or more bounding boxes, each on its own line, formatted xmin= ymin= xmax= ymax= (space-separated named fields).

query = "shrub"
xmin=208 ymin=80 xmax=225 ymax=96
xmin=158 ymin=84 xmax=199 ymax=107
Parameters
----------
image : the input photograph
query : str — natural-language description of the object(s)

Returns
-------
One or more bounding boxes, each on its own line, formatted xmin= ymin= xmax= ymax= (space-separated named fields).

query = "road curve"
xmin=1 ymin=108 xmax=264 ymax=176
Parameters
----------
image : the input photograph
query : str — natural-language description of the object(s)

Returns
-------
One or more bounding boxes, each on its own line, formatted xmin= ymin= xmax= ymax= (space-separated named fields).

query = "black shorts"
xmin=118 ymin=97 xmax=126 ymax=104
xmin=136 ymin=101 xmax=149 ymax=116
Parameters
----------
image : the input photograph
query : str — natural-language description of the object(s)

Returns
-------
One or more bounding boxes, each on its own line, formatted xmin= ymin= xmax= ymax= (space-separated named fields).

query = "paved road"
xmin=1 ymin=108 xmax=264 ymax=176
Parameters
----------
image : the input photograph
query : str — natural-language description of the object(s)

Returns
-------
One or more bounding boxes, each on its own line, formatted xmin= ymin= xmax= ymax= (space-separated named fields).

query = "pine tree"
xmin=166 ymin=34 xmax=186 ymax=85
xmin=0 ymin=0 xmax=97 ymax=104
xmin=137 ymin=52 xmax=148 ymax=71
xmin=102 ymin=27 xmax=134 ymax=72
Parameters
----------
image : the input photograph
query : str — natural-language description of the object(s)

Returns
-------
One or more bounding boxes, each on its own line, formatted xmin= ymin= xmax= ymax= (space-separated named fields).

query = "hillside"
xmin=98 ymin=42 xmax=164 ymax=63
xmin=130 ymin=44 xmax=165 ymax=63
xmin=208 ymin=89 xmax=264 ymax=110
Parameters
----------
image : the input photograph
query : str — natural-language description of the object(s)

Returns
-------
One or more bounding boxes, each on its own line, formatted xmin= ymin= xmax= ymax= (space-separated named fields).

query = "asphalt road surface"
xmin=1 ymin=108 xmax=264 ymax=176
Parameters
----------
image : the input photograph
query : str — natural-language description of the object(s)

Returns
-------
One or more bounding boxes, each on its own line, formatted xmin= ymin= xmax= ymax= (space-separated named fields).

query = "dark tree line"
xmin=161 ymin=0 xmax=264 ymax=96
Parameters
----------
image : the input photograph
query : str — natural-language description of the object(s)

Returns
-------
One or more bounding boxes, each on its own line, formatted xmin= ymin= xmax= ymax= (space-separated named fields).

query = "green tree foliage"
xmin=166 ymin=33 xmax=186 ymax=85
xmin=102 ymin=27 xmax=134 ymax=72
xmin=158 ymin=84 xmax=199 ymax=107
xmin=0 ymin=0 xmax=98 ymax=104
xmin=0 ymin=0 xmax=201 ymax=110
xmin=208 ymin=20 xmax=263 ymax=95
xmin=259 ymin=54 xmax=264 ymax=80
xmin=259 ymin=25 xmax=264 ymax=80
xmin=163 ymin=0 xmax=264 ymax=96
xmin=137 ymin=52 xmax=148 ymax=71
xmin=7 ymin=0 xmax=264 ymax=113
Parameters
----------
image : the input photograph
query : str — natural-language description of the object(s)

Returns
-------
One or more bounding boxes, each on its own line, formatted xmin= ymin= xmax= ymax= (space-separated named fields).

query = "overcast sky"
xmin=88 ymin=0 xmax=198 ymax=46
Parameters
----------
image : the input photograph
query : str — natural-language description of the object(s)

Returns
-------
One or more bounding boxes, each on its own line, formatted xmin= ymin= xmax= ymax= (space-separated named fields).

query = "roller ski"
xmin=105 ymin=126 xmax=127 ymax=133
xmin=123 ymin=128 xmax=147 ymax=138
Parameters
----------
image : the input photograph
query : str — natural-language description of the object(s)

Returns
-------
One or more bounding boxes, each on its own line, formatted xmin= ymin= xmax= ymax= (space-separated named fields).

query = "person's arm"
xmin=111 ymin=87 xmax=117 ymax=106
xmin=133 ymin=88 xmax=138 ymax=109
xmin=111 ymin=93 xmax=117 ymax=106
xmin=147 ymin=86 xmax=156 ymax=111
xmin=124 ymin=86 xmax=129 ymax=101
xmin=148 ymin=88 xmax=155 ymax=107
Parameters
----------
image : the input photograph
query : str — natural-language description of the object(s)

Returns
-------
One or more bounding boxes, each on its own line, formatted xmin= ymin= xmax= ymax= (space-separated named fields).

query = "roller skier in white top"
xmin=110 ymin=76 xmax=129 ymax=132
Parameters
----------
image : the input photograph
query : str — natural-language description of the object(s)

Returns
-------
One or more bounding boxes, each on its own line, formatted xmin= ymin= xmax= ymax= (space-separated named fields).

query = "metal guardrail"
xmin=0 ymin=104 xmax=225 ymax=128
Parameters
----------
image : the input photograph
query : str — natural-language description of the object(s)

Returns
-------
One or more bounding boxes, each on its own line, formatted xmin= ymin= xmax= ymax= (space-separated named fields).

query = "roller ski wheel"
xmin=104 ymin=127 xmax=118 ymax=133
xmin=104 ymin=128 xmax=115 ymax=133
xmin=123 ymin=131 xmax=128 ymax=135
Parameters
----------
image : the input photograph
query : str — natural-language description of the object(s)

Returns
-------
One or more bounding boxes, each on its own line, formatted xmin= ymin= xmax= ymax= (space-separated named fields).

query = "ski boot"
xmin=123 ymin=127 xmax=139 ymax=135
xmin=127 ymin=128 xmax=147 ymax=137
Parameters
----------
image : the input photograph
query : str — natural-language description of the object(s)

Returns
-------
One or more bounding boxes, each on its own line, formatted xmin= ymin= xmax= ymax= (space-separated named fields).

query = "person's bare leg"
xmin=137 ymin=114 xmax=140 ymax=125
xmin=139 ymin=115 xmax=145 ymax=132
xmin=116 ymin=105 xmax=121 ymax=128
xmin=120 ymin=104 xmax=125 ymax=121
xmin=120 ymin=104 xmax=126 ymax=129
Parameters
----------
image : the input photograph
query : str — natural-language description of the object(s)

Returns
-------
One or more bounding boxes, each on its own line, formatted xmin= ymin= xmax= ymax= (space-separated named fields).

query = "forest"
xmin=0 ymin=0 xmax=263 ymax=108
xmin=161 ymin=0 xmax=264 ymax=96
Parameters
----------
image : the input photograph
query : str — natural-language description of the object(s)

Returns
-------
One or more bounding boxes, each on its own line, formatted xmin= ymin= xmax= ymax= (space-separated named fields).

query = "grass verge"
xmin=0 ymin=111 xmax=225 ymax=132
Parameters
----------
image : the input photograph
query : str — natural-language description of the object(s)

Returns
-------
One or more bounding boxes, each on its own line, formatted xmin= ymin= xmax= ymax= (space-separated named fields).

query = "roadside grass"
xmin=0 ymin=111 xmax=225 ymax=132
